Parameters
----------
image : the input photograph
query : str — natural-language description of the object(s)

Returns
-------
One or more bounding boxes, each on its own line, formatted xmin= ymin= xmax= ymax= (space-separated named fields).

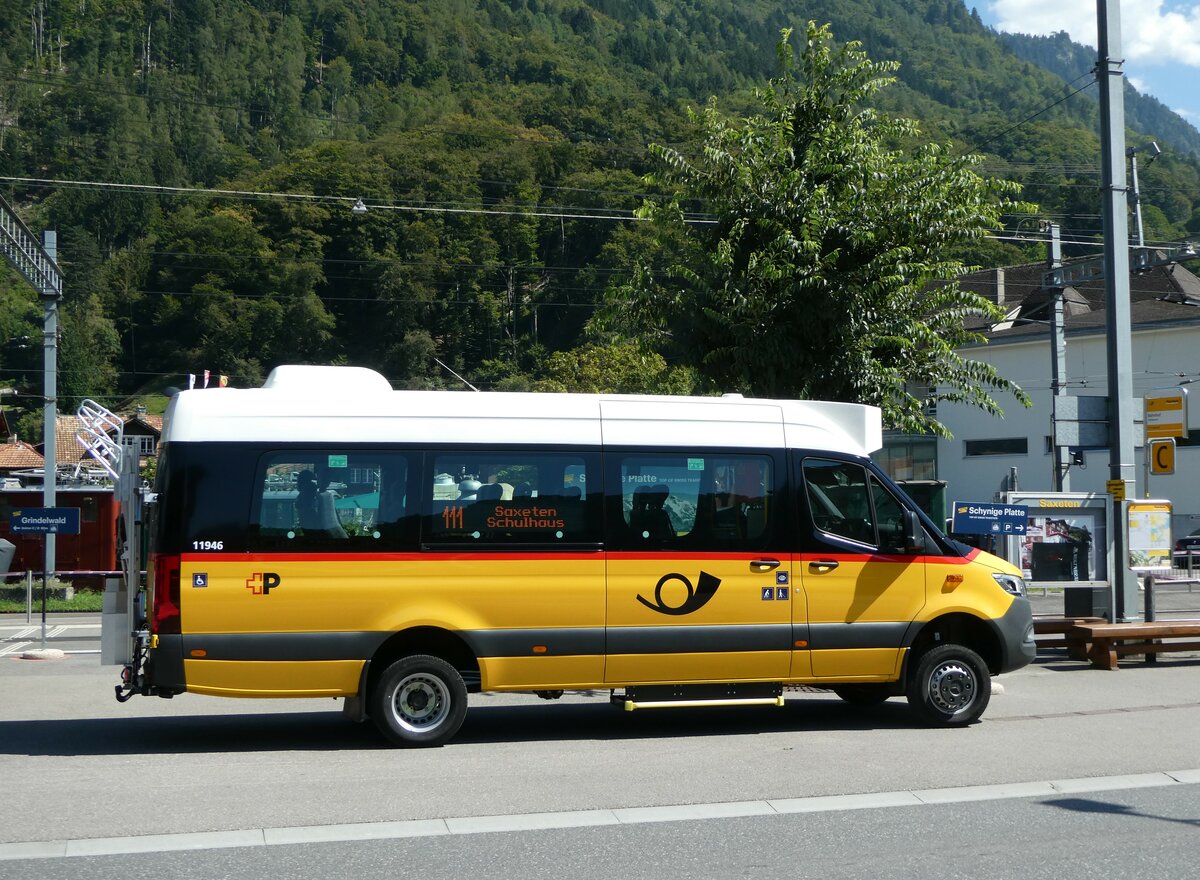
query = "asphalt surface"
xmin=2 ymin=586 xmax=1198 ymax=876
xmin=5 ymin=783 xmax=1197 ymax=880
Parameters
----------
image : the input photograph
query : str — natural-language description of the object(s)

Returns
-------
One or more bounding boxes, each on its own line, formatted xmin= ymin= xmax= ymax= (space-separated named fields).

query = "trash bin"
xmin=1064 ymin=585 xmax=1111 ymax=621
xmin=0 ymin=538 xmax=15 ymax=574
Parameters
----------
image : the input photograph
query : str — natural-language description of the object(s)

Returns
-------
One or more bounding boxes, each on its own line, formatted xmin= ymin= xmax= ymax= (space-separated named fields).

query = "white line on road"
xmin=0 ymin=624 xmax=99 ymax=634
xmin=0 ymin=642 xmax=31 ymax=657
xmin=1 ymin=769 xmax=1197 ymax=861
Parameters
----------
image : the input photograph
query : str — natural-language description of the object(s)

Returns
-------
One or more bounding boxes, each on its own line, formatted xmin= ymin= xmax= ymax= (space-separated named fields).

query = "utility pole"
xmin=1096 ymin=0 xmax=1138 ymax=621
xmin=42 ymin=230 xmax=60 ymax=585
xmin=1126 ymin=141 xmax=1161 ymax=263
xmin=1046 ymin=222 xmax=1070 ymax=492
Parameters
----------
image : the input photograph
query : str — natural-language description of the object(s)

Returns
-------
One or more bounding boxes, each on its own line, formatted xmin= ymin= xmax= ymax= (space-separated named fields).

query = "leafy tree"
xmin=0 ymin=272 xmax=42 ymax=439
xmin=600 ymin=24 xmax=1031 ymax=436
xmin=538 ymin=340 xmax=697 ymax=394
xmin=57 ymin=293 xmax=122 ymax=412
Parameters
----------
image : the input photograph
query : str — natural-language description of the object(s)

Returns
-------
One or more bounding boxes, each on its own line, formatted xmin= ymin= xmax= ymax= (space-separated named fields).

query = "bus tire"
xmin=833 ymin=684 xmax=891 ymax=706
xmin=371 ymin=655 xmax=468 ymax=747
xmin=905 ymin=644 xmax=990 ymax=727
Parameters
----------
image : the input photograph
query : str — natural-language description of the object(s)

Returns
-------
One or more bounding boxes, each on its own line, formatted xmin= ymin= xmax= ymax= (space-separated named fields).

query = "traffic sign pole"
xmin=41 ymin=565 xmax=47 ymax=649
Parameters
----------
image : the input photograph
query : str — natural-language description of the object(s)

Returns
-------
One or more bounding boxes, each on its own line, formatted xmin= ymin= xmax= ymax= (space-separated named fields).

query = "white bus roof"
xmin=161 ymin=365 xmax=882 ymax=456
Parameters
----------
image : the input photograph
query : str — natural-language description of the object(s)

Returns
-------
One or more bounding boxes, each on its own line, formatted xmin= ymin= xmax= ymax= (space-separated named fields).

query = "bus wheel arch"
xmin=904 ymin=612 xmax=1002 ymax=677
xmin=366 ymin=626 xmax=480 ymax=698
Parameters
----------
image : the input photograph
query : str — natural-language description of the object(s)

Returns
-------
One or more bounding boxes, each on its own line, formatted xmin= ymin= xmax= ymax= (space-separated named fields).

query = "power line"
xmin=0 ymin=175 xmax=719 ymax=224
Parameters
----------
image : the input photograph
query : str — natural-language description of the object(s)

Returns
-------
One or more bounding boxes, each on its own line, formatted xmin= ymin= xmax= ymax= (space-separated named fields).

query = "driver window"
xmin=871 ymin=475 xmax=907 ymax=553
xmin=803 ymin=458 xmax=876 ymax=546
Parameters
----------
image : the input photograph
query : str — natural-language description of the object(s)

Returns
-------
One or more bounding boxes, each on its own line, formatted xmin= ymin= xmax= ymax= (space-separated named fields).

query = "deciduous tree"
xmin=601 ymin=24 xmax=1031 ymax=436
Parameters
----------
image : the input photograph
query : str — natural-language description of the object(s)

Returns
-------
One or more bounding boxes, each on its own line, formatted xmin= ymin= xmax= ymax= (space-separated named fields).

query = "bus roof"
xmin=161 ymin=365 xmax=883 ymax=456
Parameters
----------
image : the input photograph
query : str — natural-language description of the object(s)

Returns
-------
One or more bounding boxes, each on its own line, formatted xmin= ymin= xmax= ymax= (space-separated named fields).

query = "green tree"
xmin=600 ymin=24 xmax=1030 ymax=436
xmin=538 ymin=340 xmax=698 ymax=394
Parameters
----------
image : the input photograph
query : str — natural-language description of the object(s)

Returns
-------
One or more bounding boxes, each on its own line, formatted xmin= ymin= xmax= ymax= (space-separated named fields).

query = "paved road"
xmin=2 ymin=602 xmax=1198 ymax=877
xmin=5 ymin=782 xmax=1198 ymax=880
xmin=0 ymin=614 xmax=100 ymax=657
xmin=3 ymin=651 xmax=1199 ymax=830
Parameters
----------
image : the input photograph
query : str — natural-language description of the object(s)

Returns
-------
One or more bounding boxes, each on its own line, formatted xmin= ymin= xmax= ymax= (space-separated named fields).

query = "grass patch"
xmin=0 ymin=586 xmax=104 ymax=613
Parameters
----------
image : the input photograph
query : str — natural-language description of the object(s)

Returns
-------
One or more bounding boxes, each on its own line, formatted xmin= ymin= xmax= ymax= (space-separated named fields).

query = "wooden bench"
xmin=1067 ymin=621 xmax=1200 ymax=670
xmin=1033 ymin=616 xmax=1106 ymax=660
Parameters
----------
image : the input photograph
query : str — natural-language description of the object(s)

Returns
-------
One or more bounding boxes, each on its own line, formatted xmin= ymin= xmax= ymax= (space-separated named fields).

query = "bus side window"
xmin=252 ymin=452 xmax=412 ymax=550
xmin=425 ymin=453 xmax=599 ymax=545
xmin=700 ymin=457 xmax=772 ymax=545
xmin=611 ymin=453 xmax=775 ymax=551
xmin=629 ymin=483 xmax=674 ymax=542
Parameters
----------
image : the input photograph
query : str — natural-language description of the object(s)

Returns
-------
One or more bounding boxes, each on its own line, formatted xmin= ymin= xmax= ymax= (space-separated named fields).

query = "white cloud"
xmin=988 ymin=1 xmax=1200 ymax=67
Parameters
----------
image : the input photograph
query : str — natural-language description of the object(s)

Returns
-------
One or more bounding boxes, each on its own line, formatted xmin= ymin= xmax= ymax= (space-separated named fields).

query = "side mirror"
xmin=903 ymin=509 xmax=925 ymax=554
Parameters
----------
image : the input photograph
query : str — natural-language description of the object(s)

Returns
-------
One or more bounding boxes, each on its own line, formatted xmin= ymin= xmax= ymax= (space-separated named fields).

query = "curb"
xmin=19 ymin=648 xmax=67 ymax=660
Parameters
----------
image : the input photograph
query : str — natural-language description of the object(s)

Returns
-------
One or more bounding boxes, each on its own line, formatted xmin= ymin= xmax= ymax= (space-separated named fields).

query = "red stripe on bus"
xmin=180 ymin=548 xmax=978 ymax=565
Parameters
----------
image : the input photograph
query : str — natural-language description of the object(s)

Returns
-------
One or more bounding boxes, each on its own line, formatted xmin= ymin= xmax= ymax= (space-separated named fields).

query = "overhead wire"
xmin=0 ymin=174 xmax=719 ymax=224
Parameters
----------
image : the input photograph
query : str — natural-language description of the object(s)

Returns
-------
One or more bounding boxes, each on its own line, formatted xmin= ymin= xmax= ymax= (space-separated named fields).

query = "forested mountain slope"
xmin=1 ymin=0 xmax=1198 ymax=425
xmin=998 ymin=29 xmax=1200 ymax=157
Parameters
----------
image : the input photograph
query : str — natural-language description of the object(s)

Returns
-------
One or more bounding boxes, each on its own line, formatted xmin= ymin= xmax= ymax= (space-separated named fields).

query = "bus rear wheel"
xmin=371 ymin=655 xmax=468 ymax=747
xmin=905 ymin=644 xmax=990 ymax=727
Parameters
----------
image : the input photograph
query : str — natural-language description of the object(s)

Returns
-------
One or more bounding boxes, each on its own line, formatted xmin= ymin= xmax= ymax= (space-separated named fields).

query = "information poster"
xmin=1127 ymin=501 xmax=1173 ymax=570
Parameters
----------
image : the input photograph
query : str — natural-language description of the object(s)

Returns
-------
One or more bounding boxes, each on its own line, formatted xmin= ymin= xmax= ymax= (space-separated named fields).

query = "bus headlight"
xmin=992 ymin=573 xmax=1026 ymax=597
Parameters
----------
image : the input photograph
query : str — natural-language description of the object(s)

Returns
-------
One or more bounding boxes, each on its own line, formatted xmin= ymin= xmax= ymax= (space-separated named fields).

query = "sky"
xmin=977 ymin=1 xmax=1200 ymax=129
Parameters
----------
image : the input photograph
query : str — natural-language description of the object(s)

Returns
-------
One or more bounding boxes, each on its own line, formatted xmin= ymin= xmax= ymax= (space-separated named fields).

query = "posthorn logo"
xmin=637 ymin=571 xmax=721 ymax=616
xmin=245 ymin=572 xmax=281 ymax=596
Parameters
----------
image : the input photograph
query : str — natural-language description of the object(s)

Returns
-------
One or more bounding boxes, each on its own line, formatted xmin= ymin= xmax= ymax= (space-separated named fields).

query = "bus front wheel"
xmin=905 ymin=644 xmax=990 ymax=726
xmin=371 ymin=654 xmax=468 ymax=747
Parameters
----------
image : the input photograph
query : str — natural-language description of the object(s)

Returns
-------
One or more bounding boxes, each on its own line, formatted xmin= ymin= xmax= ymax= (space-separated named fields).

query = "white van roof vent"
xmin=261 ymin=365 xmax=394 ymax=394
xmin=721 ymin=392 xmax=745 ymax=399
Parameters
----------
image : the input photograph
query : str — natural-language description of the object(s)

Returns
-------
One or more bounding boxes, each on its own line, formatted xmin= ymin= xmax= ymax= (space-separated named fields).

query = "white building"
xmin=885 ymin=259 xmax=1200 ymax=539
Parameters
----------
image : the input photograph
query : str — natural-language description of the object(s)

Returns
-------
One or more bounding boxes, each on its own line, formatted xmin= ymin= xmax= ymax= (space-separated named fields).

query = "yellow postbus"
xmin=119 ymin=365 xmax=1034 ymax=746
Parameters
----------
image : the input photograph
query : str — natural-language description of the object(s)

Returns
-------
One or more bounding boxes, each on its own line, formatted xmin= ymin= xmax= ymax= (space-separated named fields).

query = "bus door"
xmin=604 ymin=452 xmax=790 ymax=684
xmin=794 ymin=456 xmax=927 ymax=679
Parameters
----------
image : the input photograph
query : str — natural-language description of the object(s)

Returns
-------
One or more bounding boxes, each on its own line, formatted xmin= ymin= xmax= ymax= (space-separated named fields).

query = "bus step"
xmin=620 ymin=684 xmax=784 ymax=712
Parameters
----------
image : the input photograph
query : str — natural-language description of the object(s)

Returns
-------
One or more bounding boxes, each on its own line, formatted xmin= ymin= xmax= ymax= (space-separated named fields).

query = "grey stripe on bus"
xmin=179 ymin=621 xmax=912 ymax=662
xmin=805 ymin=621 xmax=909 ymax=651
xmin=181 ymin=632 xmax=390 ymax=662
xmin=603 ymin=624 xmax=793 ymax=655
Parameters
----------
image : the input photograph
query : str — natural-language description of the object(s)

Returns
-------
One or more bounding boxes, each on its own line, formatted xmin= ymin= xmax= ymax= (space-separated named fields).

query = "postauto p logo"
xmin=245 ymin=572 xmax=282 ymax=596
xmin=637 ymin=571 xmax=721 ymax=616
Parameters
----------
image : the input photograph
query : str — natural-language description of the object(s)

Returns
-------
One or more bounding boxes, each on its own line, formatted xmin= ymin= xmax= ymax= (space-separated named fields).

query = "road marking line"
xmin=0 ymin=625 xmax=100 ymax=634
xmin=0 ymin=642 xmax=31 ymax=657
xmin=1 ymin=769 xmax=1197 ymax=861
